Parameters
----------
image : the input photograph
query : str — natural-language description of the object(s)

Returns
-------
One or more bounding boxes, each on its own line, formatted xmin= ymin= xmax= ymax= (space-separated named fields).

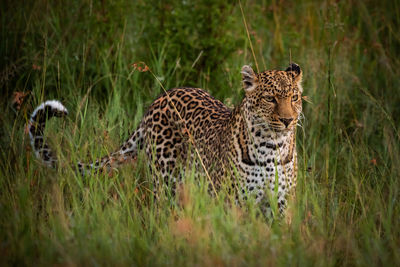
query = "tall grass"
xmin=1 ymin=0 xmax=399 ymax=265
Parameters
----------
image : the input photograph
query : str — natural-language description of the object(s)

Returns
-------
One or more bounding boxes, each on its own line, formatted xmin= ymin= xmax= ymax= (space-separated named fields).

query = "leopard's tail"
xmin=28 ymin=100 xmax=68 ymax=168
xmin=29 ymin=100 xmax=143 ymax=175
xmin=78 ymin=126 xmax=144 ymax=176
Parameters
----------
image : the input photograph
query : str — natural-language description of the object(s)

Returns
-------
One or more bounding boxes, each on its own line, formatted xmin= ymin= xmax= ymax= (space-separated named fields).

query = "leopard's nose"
xmin=279 ymin=118 xmax=293 ymax=127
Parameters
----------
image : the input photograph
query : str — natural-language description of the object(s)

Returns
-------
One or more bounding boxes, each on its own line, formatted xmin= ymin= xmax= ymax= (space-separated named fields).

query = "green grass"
xmin=1 ymin=0 xmax=399 ymax=266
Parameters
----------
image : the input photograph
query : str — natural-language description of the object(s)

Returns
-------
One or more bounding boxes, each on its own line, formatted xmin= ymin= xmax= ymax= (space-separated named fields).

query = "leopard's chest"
xmin=233 ymin=129 xmax=296 ymax=205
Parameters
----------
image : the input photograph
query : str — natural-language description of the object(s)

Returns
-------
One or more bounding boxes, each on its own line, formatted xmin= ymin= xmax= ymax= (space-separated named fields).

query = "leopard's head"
xmin=241 ymin=63 xmax=303 ymax=131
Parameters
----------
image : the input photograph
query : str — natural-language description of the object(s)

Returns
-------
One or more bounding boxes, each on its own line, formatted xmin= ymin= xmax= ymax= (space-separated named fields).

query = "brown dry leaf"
xmin=131 ymin=62 xmax=149 ymax=72
xmin=142 ymin=65 xmax=149 ymax=72
xmin=171 ymin=217 xmax=194 ymax=240
xmin=32 ymin=64 xmax=41 ymax=70
xmin=12 ymin=91 xmax=29 ymax=110
xmin=169 ymin=213 xmax=212 ymax=247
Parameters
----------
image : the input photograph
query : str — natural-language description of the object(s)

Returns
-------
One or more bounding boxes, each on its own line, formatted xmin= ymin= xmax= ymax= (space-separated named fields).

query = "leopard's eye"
xmin=265 ymin=96 xmax=276 ymax=103
xmin=292 ymin=94 xmax=299 ymax=102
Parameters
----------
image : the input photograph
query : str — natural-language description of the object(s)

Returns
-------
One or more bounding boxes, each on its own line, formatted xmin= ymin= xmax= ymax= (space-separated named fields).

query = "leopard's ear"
xmin=285 ymin=63 xmax=302 ymax=83
xmin=241 ymin=65 xmax=258 ymax=92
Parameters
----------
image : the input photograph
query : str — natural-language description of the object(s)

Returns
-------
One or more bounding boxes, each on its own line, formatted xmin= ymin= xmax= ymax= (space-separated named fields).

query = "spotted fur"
xmin=28 ymin=63 xmax=303 ymax=213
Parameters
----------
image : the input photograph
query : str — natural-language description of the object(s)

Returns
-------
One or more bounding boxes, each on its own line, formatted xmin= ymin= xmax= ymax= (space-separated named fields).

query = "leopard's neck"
xmin=227 ymin=101 xmax=296 ymax=168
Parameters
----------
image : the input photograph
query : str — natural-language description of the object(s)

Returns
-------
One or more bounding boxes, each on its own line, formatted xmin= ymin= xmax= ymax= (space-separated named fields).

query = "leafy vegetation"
xmin=1 ymin=0 xmax=399 ymax=265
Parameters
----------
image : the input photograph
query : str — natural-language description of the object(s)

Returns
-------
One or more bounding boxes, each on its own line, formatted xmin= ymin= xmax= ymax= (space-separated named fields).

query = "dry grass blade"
xmin=239 ymin=0 xmax=259 ymax=73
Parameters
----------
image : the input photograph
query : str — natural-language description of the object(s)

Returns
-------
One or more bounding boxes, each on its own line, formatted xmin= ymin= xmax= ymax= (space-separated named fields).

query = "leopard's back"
xmin=140 ymin=87 xmax=232 ymax=178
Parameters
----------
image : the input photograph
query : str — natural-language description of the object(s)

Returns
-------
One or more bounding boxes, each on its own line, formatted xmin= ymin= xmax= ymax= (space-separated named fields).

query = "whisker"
xmin=252 ymin=123 xmax=270 ymax=128
xmin=296 ymin=123 xmax=304 ymax=130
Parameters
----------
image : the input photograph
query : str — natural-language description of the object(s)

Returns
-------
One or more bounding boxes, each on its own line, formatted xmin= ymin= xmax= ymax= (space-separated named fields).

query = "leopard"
xmin=28 ymin=63 xmax=303 ymax=214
